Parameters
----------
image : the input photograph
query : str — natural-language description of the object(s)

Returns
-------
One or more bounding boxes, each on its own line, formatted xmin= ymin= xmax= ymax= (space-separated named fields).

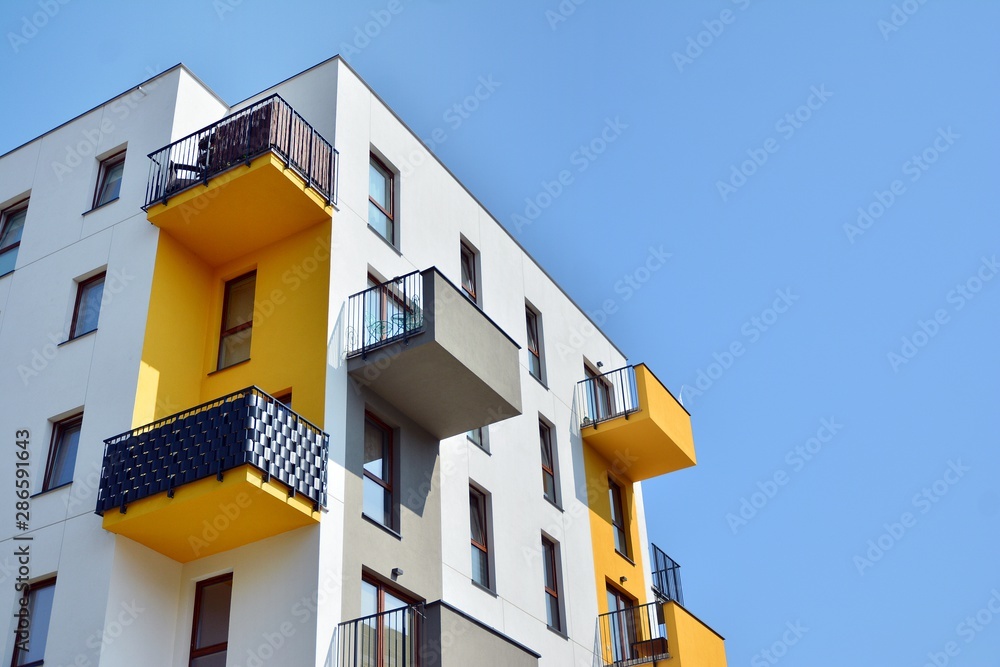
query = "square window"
xmin=93 ymin=151 xmax=126 ymax=209
xmin=70 ymin=272 xmax=106 ymax=339
xmin=11 ymin=577 xmax=55 ymax=666
xmin=0 ymin=201 xmax=27 ymax=276
xmin=363 ymin=413 xmax=394 ymax=529
xmin=218 ymin=271 xmax=256 ymax=370
xmin=189 ymin=574 xmax=233 ymax=666
xmin=43 ymin=414 xmax=82 ymax=491
xmin=369 ymin=154 xmax=395 ymax=245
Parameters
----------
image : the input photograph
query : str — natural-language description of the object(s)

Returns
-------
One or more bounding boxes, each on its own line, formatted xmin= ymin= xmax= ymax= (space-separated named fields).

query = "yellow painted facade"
xmin=661 ymin=601 xmax=728 ymax=667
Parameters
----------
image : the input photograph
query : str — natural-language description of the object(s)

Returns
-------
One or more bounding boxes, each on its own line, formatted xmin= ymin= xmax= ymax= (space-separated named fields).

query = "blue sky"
xmin=3 ymin=1 xmax=998 ymax=665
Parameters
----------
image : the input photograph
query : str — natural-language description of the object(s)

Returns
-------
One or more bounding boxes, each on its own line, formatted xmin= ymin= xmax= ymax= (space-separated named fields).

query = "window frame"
xmin=363 ymin=412 xmax=395 ymax=530
xmin=608 ymin=477 xmax=630 ymax=558
xmin=469 ymin=486 xmax=492 ymax=590
xmin=467 ymin=427 xmax=488 ymax=453
xmin=11 ymin=576 xmax=56 ymax=667
xmin=360 ymin=575 xmax=420 ymax=667
xmin=539 ymin=421 xmax=558 ymax=505
xmin=0 ymin=200 xmax=28 ymax=277
xmin=217 ymin=270 xmax=257 ymax=370
xmin=460 ymin=241 xmax=478 ymax=303
xmin=189 ymin=573 xmax=233 ymax=666
xmin=525 ymin=305 xmax=544 ymax=382
xmin=369 ymin=154 xmax=396 ymax=245
xmin=542 ymin=536 xmax=563 ymax=632
xmin=584 ymin=364 xmax=614 ymax=423
xmin=92 ymin=150 xmax=126 ymax=210
xmin=42 ymin=414 xmax=83 ymax=492
xmin=606 ymin=584 xmax=639 ymax=664
xmin=69 ymin=271 xmax=107 ymax=340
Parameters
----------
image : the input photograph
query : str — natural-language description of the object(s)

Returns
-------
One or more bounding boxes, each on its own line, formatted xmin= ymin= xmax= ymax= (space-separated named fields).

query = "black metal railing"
xmin=144 ymin=94 xmax=338 ymax=208
xmin=598 ymin=601 xmax=668 ymax=667
xmin=95 ymin=387 xmax=328 ymax=515
xmin=345 ymin=271 xmax=424 ymax=358
xmin=336 ymin=604 xmax=423 ymax=667
xmin=578 ymin=365 xmax=640 ymax=428
xmin=650 ymin=544 xmax=684 ymax=606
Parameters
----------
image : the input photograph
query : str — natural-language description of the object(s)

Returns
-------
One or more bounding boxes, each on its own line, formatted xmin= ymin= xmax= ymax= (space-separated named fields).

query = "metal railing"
xmin=144 ymin=94 xmax=338 ymax=208
xmin=95 ymin=387 xmax=328 ymax=515
xmin=345 ymin=271 xmax=424 ymax=358
xmin=597 ymin=601 xmax=669 ymax=666
xmin=650 ymin=544 xmax=684 ymax=606
xmin=577 ymin=365 xmax=640 ymax=428
xmin=336 ymin=604 xmax=423 ymax=667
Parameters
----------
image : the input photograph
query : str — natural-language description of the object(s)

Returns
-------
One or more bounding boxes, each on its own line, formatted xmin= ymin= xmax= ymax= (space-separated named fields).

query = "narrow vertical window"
xmin=363 ymin=413 xmax=394 ymax=528
xmin=606 ymin=585 xmax=638 ymax=664
xmin=0 ymin=200 xmax=27 ymax=276
xmin=43 ymin=414 xmax=82 ymax=491
xmin=460 ymin=241 xmax=478 ymax=302
xmin=540 ymin=421 xmax=557 ymax=504
xmin=369 ymin=154 xmax=395 ymax=245
xmin=93 ymin=151 xmax=126 ymax=209
xmin=469 ymin=487 xmax=491 ymax=589
xmin=11 ymin=577 xmax=55 ymax=666
xmin=608 ymin=477 xmax=629 ymax=557
xmin=69 ymin=272 xmax=106 ymax=339
xmin=584 ymin=365 xmax=613 ymax=423
xmin=189 ymin=574 xmax=233 ymax=666
xmin=218 ymin=271 xmax=256 ymax=369
xmin=526 ymin=306 xmax=543 ymax=381
xmin=542 ymin=537 xmax=562 ymax=632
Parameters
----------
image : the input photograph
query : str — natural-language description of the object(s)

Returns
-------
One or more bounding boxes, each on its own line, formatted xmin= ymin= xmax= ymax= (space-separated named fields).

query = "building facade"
xmin=0 ymin=57 xmax=726 ymax=667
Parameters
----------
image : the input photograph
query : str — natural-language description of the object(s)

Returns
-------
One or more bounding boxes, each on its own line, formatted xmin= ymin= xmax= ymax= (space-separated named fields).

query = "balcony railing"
xmin=144 ymin=94 xmax=338 ymax=208
xmin=578 ymin=365 xmax=640 ymax=428
xmin=336 ymin=604 xmax=423 ymax=667
xmin=650 ymin=544 xmax=684 ymax=606
xmin=598 ymin=601 xmax=669 ymax=666
xmin=96 ymin=387 xmax=328 ymax=515
xmin=345 ymin=271 xmax=424 ymax=358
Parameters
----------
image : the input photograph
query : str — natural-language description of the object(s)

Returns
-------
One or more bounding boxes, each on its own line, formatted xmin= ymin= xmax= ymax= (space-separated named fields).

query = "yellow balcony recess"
xmin=143 ymin=94 xmax=337 ymax=267
xmin=96 ymin=387 xmax=328 ymax=562
xmin=577 ymin=363 xmax=695 ymax=481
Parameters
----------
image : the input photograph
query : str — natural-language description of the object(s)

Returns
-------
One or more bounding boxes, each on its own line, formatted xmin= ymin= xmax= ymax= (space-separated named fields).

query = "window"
xmin=189 ymin=574 xmax=233 ymax=666
xmin=467 ymin=427 xmax=487 ymax=452
xmin=69 ymin=272 xmax=106 ymax=339
xmin=11 ymin=577 xmax=55 ymax=667
xmin=369 ymin=154 xmax=395 ymax=245
xmin=43 ymin=414 xmax=82 ymax=492
xmin=584 ymin=365 xmax=613 ymax=424
xmin=606 ymin=585 xmax=638 ymax=664
xmin=460 ymin=241 xmax=478 ymax=302
xmin=469 ymin=486 xmax=491 ymax=589
xmin=0 ymin=201 xmax=27 ymax=276
xmin=608 ymin=477 xmax=629 ymax=557
xmin=542 ymin=537 xmax=562 ymax=632
xmin=93 ymin=151 xmax=125 ymax=209
xmin=218 ymin=271 xmax=256 ymax=370
xmin=273 ymin=391 xmax=292 ymax=409
xmin=363 ymin=413 xmax=394 ymax=529
xmin=540 ymin=421 xmax=557 ymax=504
xmin=360 ymin=576 xmax=418 ymax=665
xmin=526 ymin=306 xmax=543 ymax=381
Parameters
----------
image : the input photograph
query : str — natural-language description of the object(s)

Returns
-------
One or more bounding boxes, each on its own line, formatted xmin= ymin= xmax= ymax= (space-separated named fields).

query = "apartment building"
xmin=0 ymin=56 xmax=727 ymax=667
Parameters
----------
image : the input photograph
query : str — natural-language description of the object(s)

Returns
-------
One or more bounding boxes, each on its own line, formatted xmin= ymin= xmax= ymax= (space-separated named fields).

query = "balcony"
xmin=345 ymin=269 xmax=522 ymax=440
xmin=335 ymin=604 xmax=422 ymax=667
xmin=143 ymin=94 xmax=337 ymax=266
xmin=577 ymin=364 xmax=696 ymax=481
xmin=96 ymin=387 xmax=328 ymax=562
xmin=650 ymin=544 xmax=684 ymax=606
xmin=598 ymin=601 xmax=670 ymax=666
